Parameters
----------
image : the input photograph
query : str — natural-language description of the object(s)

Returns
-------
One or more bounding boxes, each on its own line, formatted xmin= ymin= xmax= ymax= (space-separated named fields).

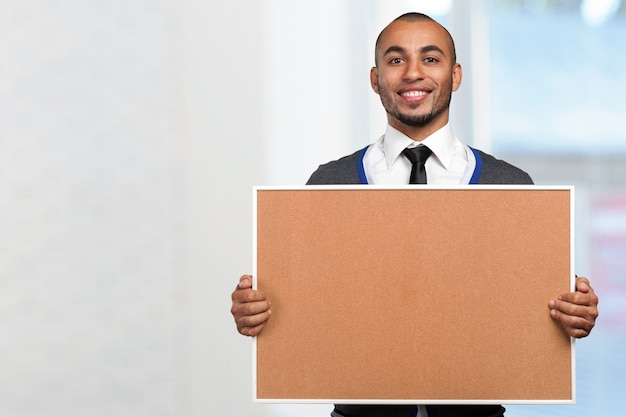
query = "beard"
xmin=378 ymin=82 xmax=452 ymax=128
xmin=392 ymin=108 xmax=446 ymax=127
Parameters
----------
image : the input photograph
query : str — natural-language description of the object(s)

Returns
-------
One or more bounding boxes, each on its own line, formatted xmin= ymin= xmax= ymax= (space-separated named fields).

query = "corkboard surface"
xmin=254 ymin=186 xmax=574 ymax=403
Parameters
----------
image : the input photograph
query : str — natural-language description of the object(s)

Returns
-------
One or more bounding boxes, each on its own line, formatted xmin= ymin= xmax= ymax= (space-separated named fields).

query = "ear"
xmin=370 ymin=67 xmax=380 ymax=94
xmin=452 ymin=63 xmax=462 ymax=92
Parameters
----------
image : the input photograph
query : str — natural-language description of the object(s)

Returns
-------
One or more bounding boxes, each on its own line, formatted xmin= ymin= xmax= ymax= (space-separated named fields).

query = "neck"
xmin=387 ymin=110 xmax=450 ymax=142
xmin=389 ymin=120 xmax=448 ymax=142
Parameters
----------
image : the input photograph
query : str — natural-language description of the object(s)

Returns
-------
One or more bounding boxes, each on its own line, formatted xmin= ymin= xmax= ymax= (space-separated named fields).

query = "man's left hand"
xmin=550 ymin=276 xmax=599 ymax=338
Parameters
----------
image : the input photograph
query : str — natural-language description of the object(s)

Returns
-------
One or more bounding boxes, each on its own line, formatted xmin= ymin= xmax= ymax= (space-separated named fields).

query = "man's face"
xmin=370 ymin=20 xmax=462 ymax=138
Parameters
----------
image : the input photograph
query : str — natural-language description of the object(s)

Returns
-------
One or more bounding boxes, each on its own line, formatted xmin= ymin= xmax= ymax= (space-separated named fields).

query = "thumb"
xmin=575 ymin=277 xmax=590 ymax=293
xmin=237 ymin=275 xmax=253 ymax=290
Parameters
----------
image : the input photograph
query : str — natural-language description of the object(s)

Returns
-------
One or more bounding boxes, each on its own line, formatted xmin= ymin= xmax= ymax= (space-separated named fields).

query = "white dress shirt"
xmin=362 ymin=123 xmax=476 ymax=185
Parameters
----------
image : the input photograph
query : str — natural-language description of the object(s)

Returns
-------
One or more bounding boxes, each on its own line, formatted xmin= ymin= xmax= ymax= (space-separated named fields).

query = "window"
xmin=486 ymin=1 xmax=626 ymax=415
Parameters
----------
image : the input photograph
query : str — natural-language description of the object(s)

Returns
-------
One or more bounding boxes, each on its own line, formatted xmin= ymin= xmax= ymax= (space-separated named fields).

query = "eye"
xmin=424 ymin=57 xmax=440 ymax=64
xmin=388 ymin=57 xmax=404 ymax=65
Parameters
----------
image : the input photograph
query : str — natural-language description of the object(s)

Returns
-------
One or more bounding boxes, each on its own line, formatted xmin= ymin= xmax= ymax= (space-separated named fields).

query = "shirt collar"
xmin=383 ymin=123 xmax=457 ymax=170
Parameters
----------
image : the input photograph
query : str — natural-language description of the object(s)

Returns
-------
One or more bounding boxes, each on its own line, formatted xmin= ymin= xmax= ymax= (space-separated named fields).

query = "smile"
xmin=400 ymin=90 xmax=428 ymax=97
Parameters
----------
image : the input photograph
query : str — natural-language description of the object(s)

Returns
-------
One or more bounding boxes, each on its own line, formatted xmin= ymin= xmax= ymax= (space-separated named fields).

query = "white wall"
xmin=178 ymin=1 xmax=269 ymax=416
xmin=0 ymin=0 xmax=270 ymax=416
xmin=0 ymin=0 xmax=183 ymax=415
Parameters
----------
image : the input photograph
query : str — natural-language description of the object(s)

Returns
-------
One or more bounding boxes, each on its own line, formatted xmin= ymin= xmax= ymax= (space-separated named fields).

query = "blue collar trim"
xmin=358 ymin=147 xmax=369 ymax=184
xmin=468 ymin=147 xmax=482 ymax=184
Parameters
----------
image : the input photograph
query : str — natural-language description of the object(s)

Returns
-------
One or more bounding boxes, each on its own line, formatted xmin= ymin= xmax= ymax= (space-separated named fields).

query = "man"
xmin=231 ymin=12 xmax=599 ymax=417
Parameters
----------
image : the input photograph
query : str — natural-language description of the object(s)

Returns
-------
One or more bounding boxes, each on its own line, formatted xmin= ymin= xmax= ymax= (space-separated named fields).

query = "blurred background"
xmin=0 ymin=0 xmax=623 ymax=416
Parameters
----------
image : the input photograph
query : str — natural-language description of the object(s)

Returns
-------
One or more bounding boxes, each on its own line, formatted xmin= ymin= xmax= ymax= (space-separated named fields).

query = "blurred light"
xmin=405 ymin=0 xmax=453 ymax=16
xmin=581 ymin=0 xmax=621 ymax=26
xmin=524 ymin=0 xmax=549 ymax=14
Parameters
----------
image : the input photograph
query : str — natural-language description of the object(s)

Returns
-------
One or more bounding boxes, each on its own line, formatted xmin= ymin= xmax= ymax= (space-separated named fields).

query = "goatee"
xmin=391 ymin=104 xmax=447 ymax=127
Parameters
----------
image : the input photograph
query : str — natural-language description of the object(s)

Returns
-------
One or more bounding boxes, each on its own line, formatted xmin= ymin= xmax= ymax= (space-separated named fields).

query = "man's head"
xmin=370 ymin=13 xmax=462 ymax=140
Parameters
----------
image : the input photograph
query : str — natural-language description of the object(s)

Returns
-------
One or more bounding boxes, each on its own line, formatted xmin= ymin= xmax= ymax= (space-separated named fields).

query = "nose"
xmin=403 ymin=60 xmax=424 ymax=82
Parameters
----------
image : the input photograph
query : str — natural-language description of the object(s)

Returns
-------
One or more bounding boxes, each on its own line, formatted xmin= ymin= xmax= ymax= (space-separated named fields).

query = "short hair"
xmin=374 ymin=12 xmax=457 ymax=66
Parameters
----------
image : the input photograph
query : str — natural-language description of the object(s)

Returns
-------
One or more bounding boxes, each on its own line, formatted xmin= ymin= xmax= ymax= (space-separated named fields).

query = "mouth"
xmin=398 ymin=87 xmax=431 ymax=103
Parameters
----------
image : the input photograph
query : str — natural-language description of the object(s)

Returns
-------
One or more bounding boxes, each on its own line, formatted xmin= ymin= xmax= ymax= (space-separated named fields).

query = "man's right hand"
xmin=231 ymin=275 xmax=271 ymax=337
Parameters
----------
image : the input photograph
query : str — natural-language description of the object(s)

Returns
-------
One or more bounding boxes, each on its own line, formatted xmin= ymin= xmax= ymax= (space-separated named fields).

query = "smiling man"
xmin=231 ymin=12 xmax=599 ymax=417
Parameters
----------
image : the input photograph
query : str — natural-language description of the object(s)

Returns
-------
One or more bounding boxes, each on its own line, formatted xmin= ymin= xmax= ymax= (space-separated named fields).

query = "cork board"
xmin=253 ymin=186 xmax=574 ymax=404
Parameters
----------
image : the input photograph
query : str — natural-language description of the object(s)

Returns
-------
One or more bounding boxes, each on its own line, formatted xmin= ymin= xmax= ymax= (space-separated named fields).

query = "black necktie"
xmin=402 ymin=146 xmax=433 ymax=184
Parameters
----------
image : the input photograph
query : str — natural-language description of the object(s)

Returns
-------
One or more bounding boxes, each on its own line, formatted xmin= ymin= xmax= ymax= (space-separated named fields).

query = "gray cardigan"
xmin=307 ymin=146 xmax=533 ymax=186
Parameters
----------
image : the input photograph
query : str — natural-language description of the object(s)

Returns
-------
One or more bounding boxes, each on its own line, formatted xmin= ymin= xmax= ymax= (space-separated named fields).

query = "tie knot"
xmin=402 ymin=146 xmax=433 ymax=164
xmin=402 ymin=146 xmax=432 ymax=184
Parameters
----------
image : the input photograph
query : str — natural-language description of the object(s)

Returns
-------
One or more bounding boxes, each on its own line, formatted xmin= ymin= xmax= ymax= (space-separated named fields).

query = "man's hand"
xmin=231 ymin=275 xmax=271 ymax=337
xmin=550 ymin=276 xmax=599 ymax=338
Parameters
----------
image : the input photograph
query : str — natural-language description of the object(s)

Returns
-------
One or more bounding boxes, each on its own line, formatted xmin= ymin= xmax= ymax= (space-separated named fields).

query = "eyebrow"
xmin=382 ymin=45 xmax=407 ymax=57
xmin=420 ymin=45 xmax=446 ymax=56
xmin=382 ymin=44 xmax=446 ymax=58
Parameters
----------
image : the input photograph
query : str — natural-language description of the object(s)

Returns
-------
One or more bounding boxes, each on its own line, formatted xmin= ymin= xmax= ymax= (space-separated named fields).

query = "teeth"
xmin=401 ymin=90 xmax=427 ymax=97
